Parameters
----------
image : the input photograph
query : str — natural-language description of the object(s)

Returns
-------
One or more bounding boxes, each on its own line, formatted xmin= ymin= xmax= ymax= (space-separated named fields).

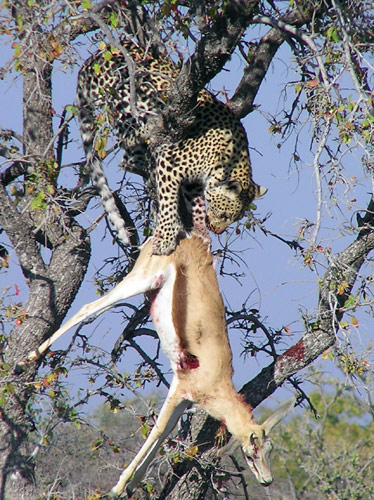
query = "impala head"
xmin=243 ymin=398 xmax=295 ymax=485
xmin=219 ymin=398 xmax=294 ymax=486
xmin=241 ymin=426 xmax=274 ymax=486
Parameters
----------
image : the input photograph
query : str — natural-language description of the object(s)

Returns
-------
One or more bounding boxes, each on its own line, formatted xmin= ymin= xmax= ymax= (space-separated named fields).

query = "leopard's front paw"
xmin=151 ymin=236 xmax=177 ymax=255
xmin=151 ymin=225 xmax=183 ymax=255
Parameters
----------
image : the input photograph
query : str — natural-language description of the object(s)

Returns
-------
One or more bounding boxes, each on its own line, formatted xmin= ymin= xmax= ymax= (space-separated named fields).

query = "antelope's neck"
xmin=203 ymin=389 xmax=255 ymax=439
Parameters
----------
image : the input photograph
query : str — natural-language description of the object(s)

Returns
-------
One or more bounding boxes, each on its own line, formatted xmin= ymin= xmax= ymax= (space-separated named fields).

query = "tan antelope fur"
xmin=24 ymin=235 xmax=293 ymax=497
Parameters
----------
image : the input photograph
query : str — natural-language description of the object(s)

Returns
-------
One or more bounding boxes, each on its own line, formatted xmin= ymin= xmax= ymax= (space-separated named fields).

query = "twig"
xmin=310 ymin=116 xmax=332 ymax=247
xmin=331 ymin=0 xmax=373 ymax=115
xmin=127 ymin=338 xmax=170 ymax=389
xmin=228 ymin=455 xmax=250 ymax=500
xmin=251 ymin=15 xmax=330 ymax=89
xmin=80 ymin=11 xmax=141 ymax=122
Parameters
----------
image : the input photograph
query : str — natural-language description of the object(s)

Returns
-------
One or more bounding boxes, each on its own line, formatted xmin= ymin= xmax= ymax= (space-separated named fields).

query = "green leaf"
xmin=12 ymin=42 xmax=21 ymax=58
xmin=30 ymin=190 xmax=46 ymax=210
xmin=16 ymin=14 xmax=23 ymax=31
xmin=343 ymin=294 xmax=355 ymax=309
xmin=327 ymin=26 xmax=339 ymax=42
xmin=82 ymin=0 xmax=91 ymax=10
xmin=109 ymin=11 xmax=120 ymax=28
xmin=66 ymin=104 xmax=78 ymax=116
xmin=104 ymin=50 xmax=112 ymax=62
xmin=141 ymin=423 xmax=149 ymax=439
xmin=92 ymin=62 xmax=101 ymax=76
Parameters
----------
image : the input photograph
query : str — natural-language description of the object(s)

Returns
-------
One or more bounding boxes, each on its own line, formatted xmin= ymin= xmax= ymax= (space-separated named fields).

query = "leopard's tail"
xmin=77 ymin=91 xmax=130 ymax=248
xmin=89 ymin=152 xmax=131 ymax=247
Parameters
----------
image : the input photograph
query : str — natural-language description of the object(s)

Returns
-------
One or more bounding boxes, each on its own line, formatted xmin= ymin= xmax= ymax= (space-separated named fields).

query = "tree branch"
xmin=245 ymin=197 xmax=374 ymax=403
xmin=149 ymin=0 xmax=261 ymax=145
xmin=0 ymin=161 xmax=29 ymax=186
xmin=0 ymin=181 xmax=46 ymax=281
xmin=229 ymin=6 xmax=321 ymax=118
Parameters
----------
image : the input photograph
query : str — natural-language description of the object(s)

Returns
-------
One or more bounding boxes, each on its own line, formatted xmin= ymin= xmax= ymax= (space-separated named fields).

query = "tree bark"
xmin=0 ymin=175 xmax=91 ymax=499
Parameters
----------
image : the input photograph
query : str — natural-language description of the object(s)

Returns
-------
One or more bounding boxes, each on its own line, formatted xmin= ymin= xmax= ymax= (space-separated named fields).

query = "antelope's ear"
xmin=216 ymin=438 xmax=240 ymax=457
xmin=262 ymin=397 xmax=295 ymax=434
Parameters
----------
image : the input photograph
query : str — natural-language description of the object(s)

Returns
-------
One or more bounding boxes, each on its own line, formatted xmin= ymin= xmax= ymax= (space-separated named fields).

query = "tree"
xmin=0 ymin=0 xmax=373 ymax=498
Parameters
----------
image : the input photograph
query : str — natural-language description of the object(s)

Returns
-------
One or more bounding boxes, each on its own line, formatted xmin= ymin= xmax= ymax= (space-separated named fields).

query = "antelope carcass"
xmin=24 ymin=235 xmax=293 ymax=497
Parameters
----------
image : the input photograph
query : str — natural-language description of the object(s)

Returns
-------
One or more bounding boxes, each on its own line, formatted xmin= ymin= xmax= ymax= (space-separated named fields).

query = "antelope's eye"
xmin=249 ymin=433 xmax=258 ymax=446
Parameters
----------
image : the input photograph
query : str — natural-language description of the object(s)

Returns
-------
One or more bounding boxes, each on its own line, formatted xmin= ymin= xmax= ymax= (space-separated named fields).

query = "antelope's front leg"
xmin=111 ymin=383 xmax=182 ymax=497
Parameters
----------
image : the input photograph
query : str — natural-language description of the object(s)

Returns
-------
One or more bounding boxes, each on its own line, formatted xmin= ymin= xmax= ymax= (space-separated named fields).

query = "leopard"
xmin=77 ymin=39 xmax=267 ymax=255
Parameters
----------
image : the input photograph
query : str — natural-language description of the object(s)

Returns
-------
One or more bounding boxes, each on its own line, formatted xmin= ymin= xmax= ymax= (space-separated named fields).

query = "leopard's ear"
xmin=254 ymin=185 xmax=267 ymax=199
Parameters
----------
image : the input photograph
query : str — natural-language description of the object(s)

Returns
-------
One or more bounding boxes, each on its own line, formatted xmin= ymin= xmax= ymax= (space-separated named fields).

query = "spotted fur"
xmin=77 ymin=40 xmax=266 ymax=254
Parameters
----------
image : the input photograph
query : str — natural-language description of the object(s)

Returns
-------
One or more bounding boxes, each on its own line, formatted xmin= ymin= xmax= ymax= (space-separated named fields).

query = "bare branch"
xmin=126 ymin=338 xmax=170 ymax=389
xmin=310 ymin=116 xmax=332 ymax=246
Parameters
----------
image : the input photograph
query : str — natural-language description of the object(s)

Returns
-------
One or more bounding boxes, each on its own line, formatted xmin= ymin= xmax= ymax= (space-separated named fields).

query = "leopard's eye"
xmin=227 ymin=180 xmax=242 ymax=194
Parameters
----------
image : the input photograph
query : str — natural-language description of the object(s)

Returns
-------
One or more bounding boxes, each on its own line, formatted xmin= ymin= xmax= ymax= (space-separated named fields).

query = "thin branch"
xmin=51 ymin=0 xmax=127 ymax=44
xmin=331 ymin=0 xmax=373 ymax=114
xmin=79 ymin=10 xmax=142 ymax=122
xmin=251 ymin=14 xmax=330 ymax=88
xmin=55 ymin=108 xmax=73 ymax=168
xmin=110 ymin=191 xmax=140 ymax=258
xmin=228 ymin=455 xmax=250 ymax=500
xmin=64 ymin=186 xmax=97 ymax=217
xmin=127 ymin=338 xmax=170 ymax=389
xmin=111 ymin=304 xmax=150 ymax=362
xmin=310 ymin=116 xmax=332 ymax=247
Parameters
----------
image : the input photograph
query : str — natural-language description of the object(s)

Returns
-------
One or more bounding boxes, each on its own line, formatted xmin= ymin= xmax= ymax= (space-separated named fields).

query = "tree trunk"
xmin=0 ymin=11 xmax=91 ymax=495
xmin=0 ymin=195 xmax=91 ymax=498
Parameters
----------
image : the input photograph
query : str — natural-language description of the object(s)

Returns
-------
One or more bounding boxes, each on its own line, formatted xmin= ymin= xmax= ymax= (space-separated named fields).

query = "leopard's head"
xmin=206 ymin=180 xmax=267 ymax=234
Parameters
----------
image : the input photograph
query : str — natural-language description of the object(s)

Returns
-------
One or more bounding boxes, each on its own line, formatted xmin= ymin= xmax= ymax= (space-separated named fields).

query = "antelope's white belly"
xmin=149 ymin=264 xmax=180 ymax=370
